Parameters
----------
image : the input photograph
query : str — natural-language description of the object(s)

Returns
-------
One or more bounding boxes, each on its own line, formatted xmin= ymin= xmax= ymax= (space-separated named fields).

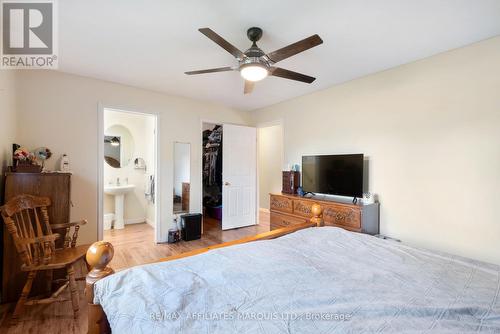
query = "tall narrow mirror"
xmin=173 ymin=142 xmax=191 ymax=214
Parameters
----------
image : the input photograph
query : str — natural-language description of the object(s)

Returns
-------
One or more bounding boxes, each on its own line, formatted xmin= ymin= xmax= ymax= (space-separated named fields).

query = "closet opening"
xmin=202 ymin=122 xmax=223 ymax=231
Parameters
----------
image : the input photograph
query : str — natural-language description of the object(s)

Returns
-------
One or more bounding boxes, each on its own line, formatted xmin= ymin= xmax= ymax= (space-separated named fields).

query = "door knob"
xmin=224 ymin=182 xmax=231 ymax=186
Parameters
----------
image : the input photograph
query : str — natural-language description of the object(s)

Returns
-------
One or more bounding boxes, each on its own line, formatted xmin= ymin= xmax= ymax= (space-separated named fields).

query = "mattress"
xmin=94 ymin=227 xmax=500 ymax=333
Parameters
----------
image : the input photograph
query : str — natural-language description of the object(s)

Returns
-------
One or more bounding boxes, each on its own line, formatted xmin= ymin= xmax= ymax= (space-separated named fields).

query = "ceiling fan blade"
xmin=270 ymin=67 xmax=316 ymax=83
xmin=244 ymin=80 xmax=255 ymax=94
xmin=266 ymin=34 xmax=323 ymax=63
xmin=199 ymin=28 xmax=246 ymax=60
xmin=185 ymin=66 xmax=234 ymax=75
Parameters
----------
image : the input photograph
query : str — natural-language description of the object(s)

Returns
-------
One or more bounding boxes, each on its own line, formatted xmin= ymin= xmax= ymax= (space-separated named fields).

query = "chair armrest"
xmin=52 ymin=220 xmax=87 ymax=248
xmin=51 ymin=219 xmax=88 ymax=230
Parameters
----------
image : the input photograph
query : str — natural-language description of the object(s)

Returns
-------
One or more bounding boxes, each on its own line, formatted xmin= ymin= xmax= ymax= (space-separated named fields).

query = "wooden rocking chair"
xmin=0 ymin=194 xmax=90 ymax=325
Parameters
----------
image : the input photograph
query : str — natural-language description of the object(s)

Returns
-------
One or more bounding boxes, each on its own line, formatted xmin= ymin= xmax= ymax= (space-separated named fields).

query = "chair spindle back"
xmin=1 ymin=195 xmax=57 ymax=267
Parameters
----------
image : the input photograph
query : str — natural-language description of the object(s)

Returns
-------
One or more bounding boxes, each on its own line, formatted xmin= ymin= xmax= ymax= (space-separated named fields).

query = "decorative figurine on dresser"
xmin=11 ymin=144 xmax=54 ymax=173
xmin=1 ymin=144 xmax=79 ymax=303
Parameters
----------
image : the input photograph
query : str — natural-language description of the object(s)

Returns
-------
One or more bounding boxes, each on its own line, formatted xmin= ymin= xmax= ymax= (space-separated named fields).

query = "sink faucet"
xmin=116 ymin=177 xmax=120 ymax=186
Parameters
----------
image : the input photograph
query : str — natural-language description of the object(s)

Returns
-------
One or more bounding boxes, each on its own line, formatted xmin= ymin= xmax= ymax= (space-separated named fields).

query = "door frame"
xmin=199 ymin=119 xmax=259 ymax=230
xmin=97 ymin=103 xmax=161 ymax=242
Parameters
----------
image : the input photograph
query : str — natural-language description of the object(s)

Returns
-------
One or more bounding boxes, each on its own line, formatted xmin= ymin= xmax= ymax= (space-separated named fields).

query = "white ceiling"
xmin=59 ymin=0 xmax=500 ymax=111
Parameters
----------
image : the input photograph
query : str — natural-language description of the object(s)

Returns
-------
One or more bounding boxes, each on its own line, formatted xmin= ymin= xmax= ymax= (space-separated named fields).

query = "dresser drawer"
xmin=270 ymin=212 xmax=307 ymax=230
xmin=270 ymin=195 xmax=293 ymax=214
xmin=292 ymin=199 xmax=313 ymax=218
xmin=323 ymin=204 xmax=361 ymax=231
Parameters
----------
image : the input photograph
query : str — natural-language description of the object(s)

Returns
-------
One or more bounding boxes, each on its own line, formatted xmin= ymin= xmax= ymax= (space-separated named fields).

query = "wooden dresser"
xmin=270 ymin=193 xmax=379 ymax=235
xmin=2 ymin=172 xmax=72 ymax=302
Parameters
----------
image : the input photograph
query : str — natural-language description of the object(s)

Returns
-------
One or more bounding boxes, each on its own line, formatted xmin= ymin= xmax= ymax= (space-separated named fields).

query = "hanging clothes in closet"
xmin=203 ymin=125 xmax=223 ymax=207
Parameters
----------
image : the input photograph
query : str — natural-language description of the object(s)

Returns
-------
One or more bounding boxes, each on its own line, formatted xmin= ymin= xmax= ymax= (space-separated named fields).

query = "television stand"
xmin=269 ymin=193 xmax=379 ymax=235
xmin=352 ymin=197 xmax=358 ymax=204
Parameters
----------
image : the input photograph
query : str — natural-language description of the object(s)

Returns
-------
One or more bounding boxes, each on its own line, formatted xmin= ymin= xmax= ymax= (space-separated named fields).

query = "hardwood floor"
xmin=0 ymin=259 xmax=89 ymax=334
xmin=0 ymin=212 xmax=270 ymax=333
xmin=104 ymin=213 xmax=270 ymax=271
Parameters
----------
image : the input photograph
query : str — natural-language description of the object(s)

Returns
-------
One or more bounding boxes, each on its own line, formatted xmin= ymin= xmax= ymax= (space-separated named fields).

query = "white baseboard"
xmin=146 ymin=218 xmax=155 ymax=228
xmin=125 ymin=217 xmax=146 ymax=225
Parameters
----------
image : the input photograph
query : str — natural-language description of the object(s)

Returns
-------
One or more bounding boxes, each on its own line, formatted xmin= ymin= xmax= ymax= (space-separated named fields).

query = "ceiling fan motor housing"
xmin=247 ymin=27 xmax=263 ymax=43
xmin=241 ymin=28 xmax=271 ymax=71
xmin=239 ymin=55 xmax=270 ymax=72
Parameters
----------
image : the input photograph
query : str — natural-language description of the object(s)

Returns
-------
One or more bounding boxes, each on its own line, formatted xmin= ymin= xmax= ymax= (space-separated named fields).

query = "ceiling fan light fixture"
xmin=240 ymin=64 xmax=268 ymax=82
xmin=186 ymin=27 xmax=323 ymax=93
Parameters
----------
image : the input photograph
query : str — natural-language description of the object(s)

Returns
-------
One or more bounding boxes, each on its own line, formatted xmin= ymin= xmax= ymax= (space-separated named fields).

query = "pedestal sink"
xmin=104 ymin=184 xmax=135 ymax=229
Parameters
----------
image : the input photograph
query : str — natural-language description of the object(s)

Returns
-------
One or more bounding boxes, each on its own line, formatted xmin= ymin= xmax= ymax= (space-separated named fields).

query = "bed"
xmin=85 ymin=206 xmax=500 ymax=333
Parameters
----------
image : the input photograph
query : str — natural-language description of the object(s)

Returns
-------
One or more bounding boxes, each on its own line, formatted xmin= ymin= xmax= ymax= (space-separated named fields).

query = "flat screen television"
xmin=302 ymin=154 xmax=364 ymax=197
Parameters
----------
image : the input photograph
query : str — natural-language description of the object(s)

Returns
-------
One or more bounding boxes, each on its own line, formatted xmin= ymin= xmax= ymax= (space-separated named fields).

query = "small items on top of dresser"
xmin=10 ymin=143 xmax=56 ymax=173
xmin=282 ymin=171 xmax=300 ymax=194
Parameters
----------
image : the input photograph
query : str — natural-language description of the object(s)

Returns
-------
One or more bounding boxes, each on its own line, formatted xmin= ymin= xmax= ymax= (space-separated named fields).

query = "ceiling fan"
xmin=185 ymin=27 xmax=323 ymax=94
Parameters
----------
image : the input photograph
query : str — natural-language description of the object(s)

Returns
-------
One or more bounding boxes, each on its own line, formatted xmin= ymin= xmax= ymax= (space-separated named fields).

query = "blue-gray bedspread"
xmin=94 ymin=227 xmax=500 ymax=333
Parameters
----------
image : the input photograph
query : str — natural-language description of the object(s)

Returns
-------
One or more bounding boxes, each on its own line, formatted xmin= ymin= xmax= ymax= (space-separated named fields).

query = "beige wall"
xmin=252 ymin=37 xmax=500 ymax=265
xmin=103 ymin=109 xmax=156 ymax=225
xmin=15 ymin=70 xmax=251 ymax=244
xmin=0 ymin=71 xmax=17 ymax=203
xmin=257 ymin=124 xmax=283 ymax=210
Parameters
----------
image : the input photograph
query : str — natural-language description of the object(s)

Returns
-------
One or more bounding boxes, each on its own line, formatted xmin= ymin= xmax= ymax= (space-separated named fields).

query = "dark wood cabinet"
xmin=2 ymin=172 xmax=72 ymax=302
xmin=270 ymin=193 xmax=379 ymax=235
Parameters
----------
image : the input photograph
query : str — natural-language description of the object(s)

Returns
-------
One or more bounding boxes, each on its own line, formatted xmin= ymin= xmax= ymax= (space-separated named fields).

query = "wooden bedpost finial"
xmin=85 ymin=241 xmax=114 ymax=297
xmin=86 ymin=241 xmax=114 ymax=271
xmin=310 ymin=203 xmax=324 ymax=227
xmin=85 ymin=241 xmax=114 ymax=334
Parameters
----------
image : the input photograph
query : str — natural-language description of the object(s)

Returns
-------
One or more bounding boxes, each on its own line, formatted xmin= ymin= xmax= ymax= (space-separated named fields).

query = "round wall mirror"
xmin=104 ymin=125 xmax=135 ymax=168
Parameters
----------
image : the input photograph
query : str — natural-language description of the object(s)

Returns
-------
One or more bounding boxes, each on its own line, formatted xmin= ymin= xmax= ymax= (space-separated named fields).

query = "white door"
xmin=222 ymin=124 xmax=257 ymax=230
